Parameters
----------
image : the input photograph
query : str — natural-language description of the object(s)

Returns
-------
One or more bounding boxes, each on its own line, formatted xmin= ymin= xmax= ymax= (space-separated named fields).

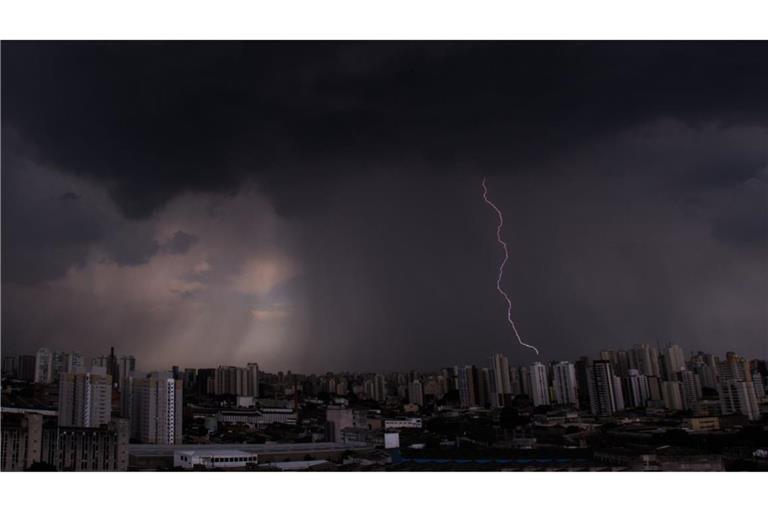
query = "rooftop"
xmin=129 ymin=441 xmax=370 ymax=457
xmin=176 ymin=449 xmax=254 ymax=457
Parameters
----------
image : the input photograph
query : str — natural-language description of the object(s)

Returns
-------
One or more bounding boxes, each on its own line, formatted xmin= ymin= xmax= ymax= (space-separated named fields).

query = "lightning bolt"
xmin=481 ymin=177 xmax=540 ymax=356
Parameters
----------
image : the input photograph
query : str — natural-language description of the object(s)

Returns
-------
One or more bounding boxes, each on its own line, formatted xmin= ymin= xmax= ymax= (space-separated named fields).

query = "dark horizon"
xmin=3 ymin=41 xmax=767 ymax=373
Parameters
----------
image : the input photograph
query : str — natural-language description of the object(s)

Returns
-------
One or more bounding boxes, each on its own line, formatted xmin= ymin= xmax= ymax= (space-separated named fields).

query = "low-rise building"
xmin=685 ymin=417 xmax=721 ymax=432
xmin=384 ymin=418 xmax=423 ymax=429
xmin=174 ymin=449 xmax=258 ymax=469
xmin=217 ymin=408 xmax=297 ymax=428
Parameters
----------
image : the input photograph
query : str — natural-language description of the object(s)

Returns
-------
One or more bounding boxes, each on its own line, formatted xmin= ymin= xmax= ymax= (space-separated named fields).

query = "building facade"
xmin=529 ymin=362 xmax=550 ymax=407
xmin=58 ymin=367 xmax=113 ymax=428
xmin=719 ymin=379 xmax=760 ymax=420
xmin=588 ymin=360 xmax=616 ymax=416
xmin=2 ymin=411 xmax=128 ymax=471
xmin=553 ymin=361 xmax=578 ymax=406
xmin=132 ymin=372 xmax=183 ymax=444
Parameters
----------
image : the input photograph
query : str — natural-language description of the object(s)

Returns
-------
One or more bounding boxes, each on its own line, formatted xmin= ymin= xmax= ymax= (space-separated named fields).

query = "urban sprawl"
xmin=2 ymin=343 xmax=767 ymax=471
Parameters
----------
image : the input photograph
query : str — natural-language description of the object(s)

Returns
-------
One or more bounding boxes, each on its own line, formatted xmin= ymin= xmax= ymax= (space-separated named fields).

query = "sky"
xmin=2 ymin=41 xmax=767 ymax=372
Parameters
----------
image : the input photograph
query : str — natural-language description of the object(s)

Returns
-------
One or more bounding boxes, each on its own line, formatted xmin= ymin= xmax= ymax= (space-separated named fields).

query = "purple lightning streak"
xmin=481 ymin=177 xmax=540 ymax=356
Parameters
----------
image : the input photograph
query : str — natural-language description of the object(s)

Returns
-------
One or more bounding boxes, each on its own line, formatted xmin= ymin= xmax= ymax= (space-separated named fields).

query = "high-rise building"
xmin=118 ymin=355 xmax=136 ymax=389
xmin=574 ymin=357 xmax=592 ymax=410
xmin=120 ymin=372 xmax=138 ymax=422
xmin=600 ymin=351 xmax=617 ymax=371
xmin=490 ymin=353 xmax=512 ymax=407
xmin=631 ymin=344 xmax=660 ymax=377
xmin=2 ymin=355 xmax=18 ymax=378
xmin=48 ymin=419 xmax=129 ymax=471
xmin=752 ymin=373 xmax=766 ymax=401
xmin=529 ymin=362 xmax=550 ymax=407
xmin=509 ymin=366 xmax=523 ymax=396
xmin=458 ymin=366 xmax=477 ymax=408
xmin=423 ymin=377 xmax=443 ymax=399
xmin=440 ymin=368 xmax=456 ymax=394
xmin=1 ymin=412 xmax=43 ymax=470
xmin=663 ymin=344 xmax=686 ymax=381
xmin=92 ymin=355 xmax=108 ymax=368
xmin=364 ymin=379 xmax=376 ymax=399
xmin=623 ymin=369 xmax=650 ymax=409
xmin=63 ymin=352 xmax=84 ymax=374
xmin=374 ymin=374 xmax=387 ymax=402
xmin=553 ymin=362 xmax=578 ymax=406
xmin=182 ymin=368 xmax=197 ymax=393
xmin=58 ymin=367 xmax=113 ymax=428
xmin=34 ymin=348 xmax=53 ymax=384
xmin=519 ymin=366 xmax=532 ymax=397
xmin=647 ymin=376 xmax=662 ymax=402
xmin=615 ymin=351 xmax=631 ymax=378
xmin=719 ymin=380 xmax=760 ymax=420
xmin=408 ymin=380 xmax=424 ymax=406
xmin=247 ymin=363 xmax=260 ymax=397
xmin=588 ymin=360 xmax=616 ymax=416
xmin=612 ymin=375 xmax=625 ymax=411
xmin=17 ymin=355 xmax=36 ymax=382
xmin=213 ymin=364 xmax=259 ymax=396
xmin=195 ymin=368 xmax=215 ymax=396
xmin=50 ymin=351 xmax=66 ymax=383
xmin=661 ymin=381 xmax=685 ymax=411
xmin=680 ymin=370 xmax=702 ymax=410
xmin=132 ymin=372 xmax=183 ymax=444
xmin=693 ymin=362 xmax=718 ymax=390
xmin=478 ymin=368 xmax=492 ymax=408
xmin=2 ymin=411 xmax=129 ymax=471
xmin=718 ymin=353 xmax=751 ymax=383
xmin=106 ymin=347 xmax=119 ymax=386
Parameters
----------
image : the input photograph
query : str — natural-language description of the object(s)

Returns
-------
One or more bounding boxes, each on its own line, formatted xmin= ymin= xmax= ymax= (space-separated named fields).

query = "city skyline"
xmin=7 ymin=340 xmax=762 ymax=378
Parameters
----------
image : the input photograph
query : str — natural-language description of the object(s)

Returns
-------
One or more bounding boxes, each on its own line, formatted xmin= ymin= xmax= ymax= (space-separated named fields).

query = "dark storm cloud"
xmin=162 ymin=230 xmax=200 ymax=255
xmin=1 ymin=136 xmax=102 ymax=285
xmin=285 ymin=129 xmax=768 ymax=371
xmin=2 ymin=42 xmax=767 ymax=370
xmin=708 ymin=168 xmax=768 ymax=251
xmin=101 ymin=227 xmax=160 ymax=266
xmin=3 ymin=42 xmax=768 ymax=218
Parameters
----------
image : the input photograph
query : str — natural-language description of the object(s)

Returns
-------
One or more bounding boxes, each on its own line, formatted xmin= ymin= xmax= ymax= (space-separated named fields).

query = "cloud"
xmin=3 ymin=44 xmax=767 ymax=371
xmin=162 ymin=230 xmax=199 ymax=255
xmin=4 ymin=42 xmax=768 ymax=219
xmin=251 ymin=303 xmax=291 ymax=322
xmin=2 ymin=180 xmax=304 ymax=370
xmin=230 ymin=259 xmax=296 ymax=297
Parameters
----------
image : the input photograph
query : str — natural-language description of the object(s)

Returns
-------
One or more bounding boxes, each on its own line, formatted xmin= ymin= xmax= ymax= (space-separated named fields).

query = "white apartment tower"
xmin=133 ymin=371 xmax=183 ymax=444
xmin=58 ymin=367 xmax=113 ymax=428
